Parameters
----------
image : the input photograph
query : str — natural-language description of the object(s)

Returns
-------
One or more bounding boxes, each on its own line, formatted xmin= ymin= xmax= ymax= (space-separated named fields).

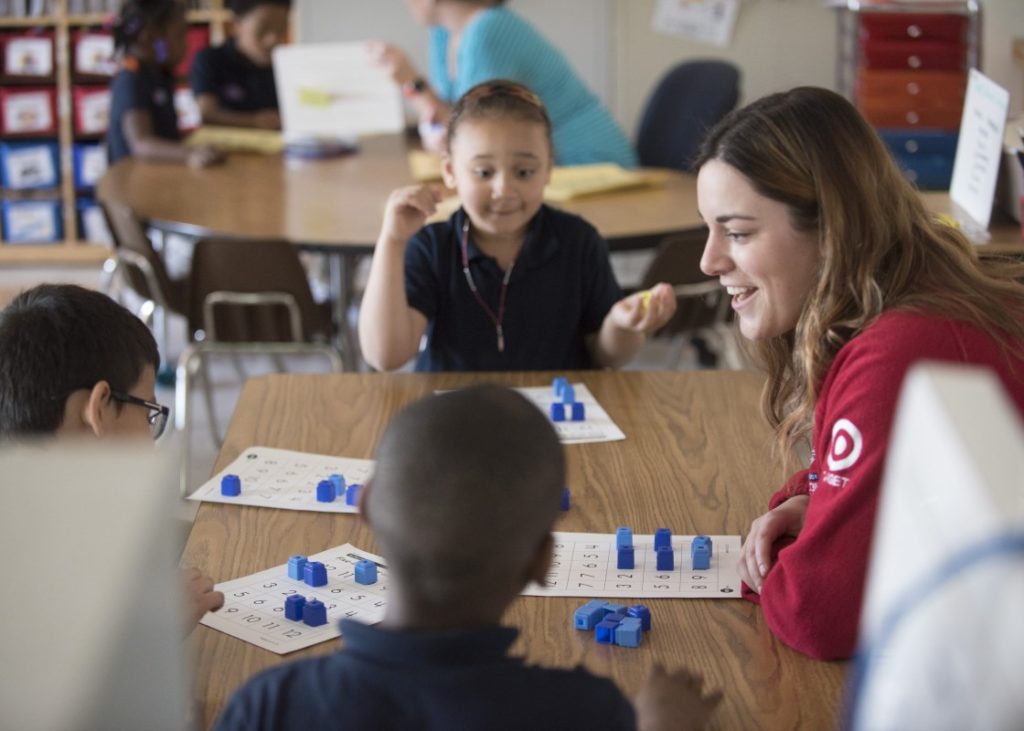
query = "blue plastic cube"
xmin=602 ymin=603 xmax=627 ymax=616
xmin=691 ymin=535 xmax=712 ymax=571
xmin=304 ymin=561 xmax=327 ymax=587
xmin=560 ymin=486 xmax=570 ymax=511
xmin=550 ymin=403 xmax=566 ymax=422
xmin=654 ymin=528 xmax=672 ymax=551
xmin=315 ymin=479 xmax=335 ymax=502
xmin=552 ymin=376 xmax=569 ymax=398
xmin=614 ymin=617 xmax=643 ymax=648
xmin=656 ymin=546 xmax=674 ymax=571
xmin=615 ymin=527 xmax=633 ymax=550
xmin=570 ymin=402 xmax=585 ymax=421
xmin=345 ymin=483 xmax=361 ymax=507
xmin=302 ymin=598 xmax=327 ymax=627
xmin=221 ymin=474 xmax=241 ymax=497
xmin=573 ymin=600 xmax=609 ymax=630
xmin=287 ymin=555 xmax=308 ymax=580
xmin=595 ymin=618 xmax=620 ymax=644
xmin=329 ymin=473 xmax=345 ymax=497
xmin=627 ymin=604 xmax=652 ymax=631
xmin=284 ymin=594 xmax=306 ymax=621
xmin=354 ymin=559 xmax=378 ymax=585
xmin=617 ymin=545 xmax=635 ymax=570
xmin=561 ymin=385 xmax=576 ymax=404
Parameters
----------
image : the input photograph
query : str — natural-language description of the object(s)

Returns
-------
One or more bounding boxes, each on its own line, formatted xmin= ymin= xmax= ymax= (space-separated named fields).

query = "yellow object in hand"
xmin=298 ymin=87 xmax=334 ymax=107
xmin=936 ymin=213 xmax=961 ymax=230
xmin=639 ymin=289 xmax=653 ymax=312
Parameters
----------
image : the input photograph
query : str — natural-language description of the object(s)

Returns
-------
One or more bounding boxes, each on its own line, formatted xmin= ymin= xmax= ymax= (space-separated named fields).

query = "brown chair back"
xmin=100 ymin=198 xmax=184 ymax=313
xmin=640 ymin=230 xmax=731 ymax=335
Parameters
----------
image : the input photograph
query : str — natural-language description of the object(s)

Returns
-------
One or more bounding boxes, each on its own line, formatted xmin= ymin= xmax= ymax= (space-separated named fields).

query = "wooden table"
xmin=181 ymin=371 xmax=847 ymax=730
xmin=95 ymin=134 xmax=703 ymax=250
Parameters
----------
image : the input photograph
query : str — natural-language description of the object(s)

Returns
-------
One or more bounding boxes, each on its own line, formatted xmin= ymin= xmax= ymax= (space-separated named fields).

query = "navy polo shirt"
xmin=405 ymin=205 xmax=622 ymax=371
xmin=190 ymin=39 xmax=278 ymax=113
xmin=106 ymin=65 xmax=181 ymax=165
xmin=214 ymin=620 xmax=637 ymax=731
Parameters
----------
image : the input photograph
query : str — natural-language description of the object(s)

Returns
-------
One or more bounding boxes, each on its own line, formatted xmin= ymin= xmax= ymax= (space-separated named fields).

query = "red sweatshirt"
xmin=744 ymin=310 xmax=1024 ymax=660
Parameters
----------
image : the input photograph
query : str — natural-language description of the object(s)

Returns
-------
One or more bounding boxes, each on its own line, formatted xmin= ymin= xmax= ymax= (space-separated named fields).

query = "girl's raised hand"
xmin=380 ymin=184 xmax=444 ymax=247
xmin=366 ymin=41 xmax=418 ymax=87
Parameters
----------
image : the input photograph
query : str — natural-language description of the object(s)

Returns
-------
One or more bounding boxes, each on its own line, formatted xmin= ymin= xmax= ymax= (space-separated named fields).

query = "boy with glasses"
xmin=0 ymin=283 xmax=222 ymax=629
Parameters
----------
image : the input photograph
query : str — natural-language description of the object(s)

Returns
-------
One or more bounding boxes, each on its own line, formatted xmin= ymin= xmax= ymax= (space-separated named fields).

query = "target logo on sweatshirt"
xmin=826 ymin=418 xmax=863 ymax=472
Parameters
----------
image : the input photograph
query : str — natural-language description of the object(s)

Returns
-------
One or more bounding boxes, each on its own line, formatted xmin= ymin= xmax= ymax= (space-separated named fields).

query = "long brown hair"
xmin=694 ymin=87 xmax=1024 ymax=459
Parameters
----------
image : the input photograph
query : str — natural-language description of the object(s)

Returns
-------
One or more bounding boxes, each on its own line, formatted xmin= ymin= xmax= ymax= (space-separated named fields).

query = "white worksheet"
xmin=188 ymin=446 xmax=373 ymax=513
xmin=201 ymin=543 xmax=388 ymax=654
xmin=522 ymin=531 xmax=742 ymax=598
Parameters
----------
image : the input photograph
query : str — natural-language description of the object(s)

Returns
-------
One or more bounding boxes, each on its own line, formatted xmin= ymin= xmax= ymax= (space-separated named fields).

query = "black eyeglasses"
xmin=111 ymin=391 xmax=170 ymax=440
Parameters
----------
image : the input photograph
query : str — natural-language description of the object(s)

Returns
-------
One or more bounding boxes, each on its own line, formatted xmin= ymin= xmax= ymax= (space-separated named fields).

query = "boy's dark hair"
xmin=0 ymin=284 xmax=160 ymax=439
xmin=447 ymin=79 xmax=552 ymax=152
xmin=112 ymin=0 xmax=184 ymax=52
xmin=368 ymin=385 xmax=565 ymax=607
xmin=228 ymin=0 xmax=291 ymax=17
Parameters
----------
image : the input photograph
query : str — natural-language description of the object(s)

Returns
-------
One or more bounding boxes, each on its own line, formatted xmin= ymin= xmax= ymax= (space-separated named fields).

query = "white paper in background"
xmin=79 ymin=145 xmax=107 ymax=186
xmin=75 ymin=34 xmax=116 ymax=76
xmin=3 ymin=91 xmax=52 ymax=133
xmin=5 ymin=37 xmax=53 ymax=76
xmin=76 ymin=90 xmax=110 ymax=134
xmin=273 ymin=42 xmax=404 ymax=142
xmin=80 ymin=205 xmax=112 ymax=244
xmin=174 ymin=88 xmax=201 ymax=132
xmin=5 ymin=146 xmax=55 ymax=188
xmin=949 ymin=70 xmax=1010 ymax=232
xmin=7 ymin=202 xmax=58 ymax=242
xmin=651 ymin=0 xmax=740 ymax=48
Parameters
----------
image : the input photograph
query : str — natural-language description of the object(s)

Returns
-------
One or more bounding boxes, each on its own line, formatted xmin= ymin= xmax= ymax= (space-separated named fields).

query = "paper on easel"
xmin=273 ymin=42 xmax=404 ymax=142
xmin=949 ymin=70 xmax=1010 ymax=232
xmin=651 ymin=0 xmax=740 ymax=48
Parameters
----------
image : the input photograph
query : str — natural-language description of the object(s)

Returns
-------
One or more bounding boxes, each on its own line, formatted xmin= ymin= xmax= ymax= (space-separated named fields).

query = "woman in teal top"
xmin=371 ymin=0 xmax=637 ymax=167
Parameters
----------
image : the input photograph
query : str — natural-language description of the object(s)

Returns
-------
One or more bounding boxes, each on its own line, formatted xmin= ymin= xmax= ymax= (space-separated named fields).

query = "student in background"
xmin=190 ymin=0 xmax=290 ymax=130
xmin=215 ymin=385 xmax=721 ymax=731
xmin=370 ymin=0 xmax=636 ymax=167
xmin=0 ymin=284 xmax=224 ymax=632
xmin=107 ymin=0 xmax=223 ymax=167
xmin=694 ymin=87 xmax=1024 ymax=660
xmin=359 ymin=80 xmax=675 ymax=372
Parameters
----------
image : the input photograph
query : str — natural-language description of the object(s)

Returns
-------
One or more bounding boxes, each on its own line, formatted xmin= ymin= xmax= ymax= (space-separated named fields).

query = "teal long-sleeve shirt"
xmin=428 ymin=7 xmax=637 ymax=168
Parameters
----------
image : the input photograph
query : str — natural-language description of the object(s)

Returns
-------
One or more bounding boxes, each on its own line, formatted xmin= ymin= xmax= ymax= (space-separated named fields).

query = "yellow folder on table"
xmin=185 ymin=126 xmax=284 ymax=154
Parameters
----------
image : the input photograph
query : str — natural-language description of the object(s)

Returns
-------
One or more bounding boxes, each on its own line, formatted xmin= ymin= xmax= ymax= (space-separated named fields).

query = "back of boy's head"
xmin=368 ymin=384 xmax=564 ymax=606
xmin=113 ymin=0 xmax=184 ymax=52
xmin=0 ymin=284 xmax=159 ymax=439
xmin=228 ymin=0 xmax=291 ymax=16
xmin=446 ymin=79 xmax=552 ymax=152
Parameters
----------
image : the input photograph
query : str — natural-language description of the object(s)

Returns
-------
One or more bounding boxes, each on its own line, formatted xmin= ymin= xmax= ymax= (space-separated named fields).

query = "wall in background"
xmin=299 ymin=1 xmax=1024 ymax=142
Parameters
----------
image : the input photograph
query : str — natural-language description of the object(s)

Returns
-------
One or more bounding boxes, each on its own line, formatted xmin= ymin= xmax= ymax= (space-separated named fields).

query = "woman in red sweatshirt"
xmin=694 ymin=87 xmax=1024 ymax=660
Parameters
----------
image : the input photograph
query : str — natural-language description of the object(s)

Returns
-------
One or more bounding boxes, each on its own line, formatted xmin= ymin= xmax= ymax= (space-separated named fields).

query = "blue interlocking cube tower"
xmin=691 ymin=535 xmax=712 ymax=571
xmin=656 ymin=546 xmax=674 ymax=571
xmin=354 ymin=559 xmax=378 ymax=585
xmin=654 ymin=528 xmax=672 ymax=551
xmin=617 ymin=545 xmax=635 ymax=570
xmin=304 ymin=561 xmax=328 ymax=587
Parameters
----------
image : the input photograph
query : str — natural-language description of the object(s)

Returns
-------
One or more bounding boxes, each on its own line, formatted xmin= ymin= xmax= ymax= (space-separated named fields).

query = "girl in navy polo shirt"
xmin=359 ymin=80 xmax=676 ymax=372
xmin=107 ymin=0 xmax=222 ymax=167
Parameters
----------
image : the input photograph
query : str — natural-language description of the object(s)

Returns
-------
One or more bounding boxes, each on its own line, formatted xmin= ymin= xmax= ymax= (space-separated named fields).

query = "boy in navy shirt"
xmin=214 ymin=385 xmax=720 ymax=731
xmin=190 ymin=0 xmax=290 ymax=129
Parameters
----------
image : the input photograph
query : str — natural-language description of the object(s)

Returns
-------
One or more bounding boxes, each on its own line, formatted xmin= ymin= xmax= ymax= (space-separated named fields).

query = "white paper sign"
xmin=6 ymin=202 xmax=58 ymax=242
xmin=4 ymin=146 xmax=55 ymax=188
xmin=949 ymin=70 xmax=1010 ymax=231
xmin=3 ymin=91 xmax=52 ymax=133
xmin=652 ymin=0 xmax=740 ymax=48
xmin=273 ymin=42 xmax=404 ymax=142
xmin=79 ymin=205 xmax=112 ymax=243
xmin=76 ymin=89 xmax=110 ymax=134
xmin=74 ymin=34 xmax=116 ymax=76
xmin=78 ymin=145 xmax=107 ymax=186
xmin=5 ymin=37 xmax=53 ymax=76
xmin=174 ymin=87 xmax=201 ymax=132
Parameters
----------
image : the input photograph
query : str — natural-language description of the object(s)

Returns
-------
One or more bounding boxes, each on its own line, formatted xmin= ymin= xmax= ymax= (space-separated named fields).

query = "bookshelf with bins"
xmin=0 ymin=0 xmax=229 ymax=264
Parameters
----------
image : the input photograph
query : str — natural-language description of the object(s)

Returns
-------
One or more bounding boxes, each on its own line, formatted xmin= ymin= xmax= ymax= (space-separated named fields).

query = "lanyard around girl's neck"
xmin=460 ymin=219 xmax=517 ymax=353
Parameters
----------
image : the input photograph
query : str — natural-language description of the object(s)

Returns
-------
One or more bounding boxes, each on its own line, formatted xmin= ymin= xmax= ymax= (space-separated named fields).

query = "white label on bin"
xmin=7 ymin=203 xmax=57 ymax=242
xmin=74 ymin=34 xmax=115 ymax=76
xmin=77 ymin=90 xmax=111 ymax=135
xmin=5 ymin=38 xmax=53 ymax=76
xmin=80 ymin=205 xmax=112 ymax=244
xmin=79 ymin=146 xmax=107 ymax=186
xmin=3 ymin=92 xmax=52 ymax=133
xmin=5 ymin=146 xmax=55 ymax=188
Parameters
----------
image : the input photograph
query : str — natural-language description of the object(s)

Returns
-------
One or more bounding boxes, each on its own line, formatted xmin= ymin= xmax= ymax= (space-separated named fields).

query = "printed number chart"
xmin=188 ymin=446 xmax=373 ymax=513
xmin=201 ymin=543 xmax=388 ymax=654
xmin=523 ymin=531 xmax=742 ymax=598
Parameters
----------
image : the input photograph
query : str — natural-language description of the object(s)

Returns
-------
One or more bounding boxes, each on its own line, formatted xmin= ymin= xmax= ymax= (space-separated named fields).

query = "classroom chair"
xmin=638 ymin=231 xmax=739 ymax=369
xmin=635 ymin=60 xmax=741 ymax=172
xmin=176 ymin=237 xmax=342 ymax=494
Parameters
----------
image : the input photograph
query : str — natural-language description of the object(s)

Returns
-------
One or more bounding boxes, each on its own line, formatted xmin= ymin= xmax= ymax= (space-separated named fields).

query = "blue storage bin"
xmin=879 ymin=130 xmax=958 ymax=190
xmin=0 ymin=141 xmax=60 ymax=190
xmin=72 ymin=143 xmax=108 ymax=190
xmin=2 ymin=199 xmax=62 ymax=244
xmin=76 ymin=197 xmax=112 ymax=244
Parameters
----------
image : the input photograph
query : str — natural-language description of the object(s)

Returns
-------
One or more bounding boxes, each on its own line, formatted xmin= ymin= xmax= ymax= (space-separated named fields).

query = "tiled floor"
xmin=2 ymin=260 xmax=742 ymax=550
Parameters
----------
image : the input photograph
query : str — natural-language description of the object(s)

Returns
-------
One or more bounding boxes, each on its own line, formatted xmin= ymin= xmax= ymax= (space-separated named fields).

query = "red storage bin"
xmin=860 ymin=41 xmax=966 ymax=71
xmin=858 ymin=101 xmax=963 ymax=131
xmin=72 ymin=85 xmax=112 ymax=136
xmin=859 ymin=13 xmax=967 ymax=43
xmin=174 ymin=26 xmax=210 ymax=79
xmin=72 ymin=31 xmax=116 ymax=78
xmin=0 ymin=86 xmax=57 ymax=136
xmin=856 ymin=69 xmax=967 ymax=103
xmin=2 ymin=31 xmax=55 ymax=78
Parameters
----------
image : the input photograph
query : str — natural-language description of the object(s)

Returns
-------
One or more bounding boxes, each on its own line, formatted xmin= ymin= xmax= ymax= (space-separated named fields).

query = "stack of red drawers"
xmin=853 ymin=10 xmax=972 ymax=189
